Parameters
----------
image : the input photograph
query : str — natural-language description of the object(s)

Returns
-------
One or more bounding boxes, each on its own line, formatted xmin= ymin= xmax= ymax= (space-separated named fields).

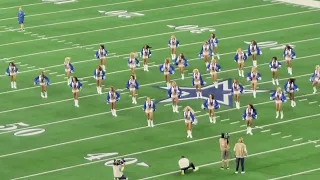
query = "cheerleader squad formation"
xmin=5 ymin=33 xmax=320 ymax=138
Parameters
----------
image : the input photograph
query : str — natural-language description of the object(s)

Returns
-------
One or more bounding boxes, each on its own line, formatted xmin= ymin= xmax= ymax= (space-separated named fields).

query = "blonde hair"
xmin=237 ymin=48 xmax=242 ymax=53
xmin=171 ymin=35 xmax=175 ymax=39
xmin=238 ymin=138 xmax=244 ymax=143
xmin=193 ymin=69 xmax=199 ymax=73
xmin=277 ymin=87 xmax=281 ymax=92
xmin=252 ymin=67 xmax=257 ymax=72
xmin=211 ymin=59 xmax=216 ymax=63
xmin=183 ymin=106 xmax=195 ymax=114
xmin=146 ymin=97 xmax=150 ymax=101
xmin=65 ymin=57 xmax=70 ymax=62
xmin=316 ymin=65 xmax=319 ymax=70
xmin=165 ymin=58 xmax=170 ymax=63
xmin=130 ymin=52 xmax=137 ymax=58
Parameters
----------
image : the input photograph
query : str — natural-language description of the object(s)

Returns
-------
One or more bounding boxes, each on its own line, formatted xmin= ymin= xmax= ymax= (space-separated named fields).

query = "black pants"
xmin=235 ymin=158 xmax=245 ymax=172
xmin=181 ymin=163 xmax=195 ymax=173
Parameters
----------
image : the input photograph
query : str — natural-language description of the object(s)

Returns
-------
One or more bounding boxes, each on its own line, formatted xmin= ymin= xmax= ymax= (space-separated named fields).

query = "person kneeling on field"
xmin=178 ymin=156 xmax=199 ymax=175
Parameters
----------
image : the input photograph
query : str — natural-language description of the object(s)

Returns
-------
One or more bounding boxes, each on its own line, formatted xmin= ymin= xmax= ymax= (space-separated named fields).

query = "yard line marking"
xmin=23 ymin=32 xmax=32 ymax=34
xmin=137 ymin=96 xmax=146 ymax=99
xmin=268 ymin=167 xmax=320 ymax=180
xmin=194 ymin=111 xmax=201 ymax=113
xmin=0 ymin=2 xmax=49 ymax=10
xmin=282 ymin=135 xmax=292 ymax=138
xmin=65 ymin=42 xmax=73 ymax=44
xmin=56 ymin=74 xmax=64 ymax=77
xmin=316 ymin=144 xmax=320 ymax=148
xmin=164 ymin=104 xmax=171 ymax=106
xmin=49 ymin=72 xmax=57 ymax=75
xmin=230 ymin=121 xmax=239 ymax=124
xmin=14 ymin=62 xmax=21 ymax=64
xmin=88 ymin=83 xmax=95 ymax=86
xmin=309 ymin=101 xmax=318 ymax=104
xmin=57 ymin=40 xmax=65 ymax=43
xmin=20 ymin=64 xmax=28 ymax=67
xmin=240 ymin=124 xmax=246 ymax=127
xmin=271 ymin=132 xmax=281 ymax=135
xmin=10 ymin=136 xmax=318 ymax=180
xmin=261 ymin=129 xmax=271 ymax=132
xmin=81 ymin=81 xmax=88 ymax=83
xmin=293 ymin=138 xmax=303 ymax=141
xmin=139 ymin=141 xmax=319 ymax=180
xmin=72 ymin=44 xmax=80 ymax=46
xmin=43 ymin=70 xmax=50 ymax=72
xmin=298 ymin=99 xmax=308 ymax=101
xmin=26 ymin=66 xmax=35 ymax=69
xmin=220 ymin=118 xmax=230 ymax=122
xmin=30 ymin=34 xmax=38 ymax=36
xmin=0 ymin=0 xmax=142 ymax=21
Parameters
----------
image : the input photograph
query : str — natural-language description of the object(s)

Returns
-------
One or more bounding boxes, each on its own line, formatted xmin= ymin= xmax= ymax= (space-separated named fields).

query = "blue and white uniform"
xmin=284 ymin=81 xmax=299 ymax=93
xmin=242 ymin=108 xmax=257 ymax=121
xmin=64 ymin=62 xmax=74 ymax=73
xmin=310 ymin=70 xmax=320 ymax=83
xmin=269 ymin=60 xmax=282 ymax=72
xmin=140 ymin=48 xmax=151 ymax=59
xmin=69 ymin=81 xmax=82 ymax=93
xmin=93 ymin=69 xmax=105 ymax=80
xmin=174 ymin=56 xmax=188 ymax=68
xmin=18 ymin=10 xmax=25 ymax=25
xmin=126 ymin=79 xmax=139 ymax=92
xmin=159 ymin=63 xmax=175 ymax=75
xmin=206 ymin=62 xmax=221 ymax=75
xmin=270 ymin=91 xmax=286 ymax=104
xmin=247 ymin=44 xmax=262 ymax=56
xmin=106 ymin=91 xmax=120 ymax=103
xmin=168 ymin=38 xmax=179 ymax=49
xmin=184 ymin=111 xmax=197 ymax=124
xmin=5 ymin=65 xmax=18 ymax=76
xmin=143 ymin=100 xmax=156 ymax=113
xmin=202 ymin=98 xmax=220 ymax=110
xmin=34 ymin=75 xmax=50 ymax=86
xmin=234 ymin=52 xmax=248 ymax=63
xmin=192 ymin=72 xmax=205 ymax=86
xmin=283 ymin=48 xmax=296 ymax=61
xmin=168 ymin=86 xmax=182 ymax=99
xmin=247 ymin=72 xmax=262 ymax=83
xmin=95 ymin=48 xmax=108 ymax=59
xmin=231 ymin=83 xmax=244 ymax=95
xmin=208 ymin=37 xmax=219 ymax=48
xmin=199 ymin=44 xmax=213 ymax=58
xmin=128 ymin=57 xmax=140 ymax=68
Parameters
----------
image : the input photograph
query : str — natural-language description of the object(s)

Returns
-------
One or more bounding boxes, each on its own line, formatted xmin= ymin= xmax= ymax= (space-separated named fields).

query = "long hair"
xmin=272 ymin=56 xmax=277 ymax=61
xmin=73 ymin=77 xmax=79 ymax=82
xmin=252 ymin=40 xmax=257 ymax=45
xmin=180 ymin=53 xmax=185 ymax=59
xmin=211 ymin=33 xmax=216 ymax=39
xmin=184 ymin=106 xmax=195 ymax=114
xmin=9 ymin=62 xmax=15 ymax=66
xmin=100 ymin=45 xmax=105 ymax=49
xmin=130 ymin=74 xmax=135 ymax=80
xmin=249 ymin=104 xmax=256 ymax=114
xmin=285 ymin=44 xmax=292 ymax=50
xmin=143 ymin=44 xmax=152 ymax=49
xmin=288 ymin=78 xmax=295 ymax=84
xmin=209 ymin=94 xmax=214 ymax=99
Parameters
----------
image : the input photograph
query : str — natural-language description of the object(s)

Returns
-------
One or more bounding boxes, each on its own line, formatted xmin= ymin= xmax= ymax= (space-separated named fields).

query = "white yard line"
xmin=309 ymin=101 xmax=318 ymax=104
xmin=268 ymin=167 xmax=320 ymax=180
xmin=0 ymin=0 xmax=142 ymax=21
xmin=49 ymin=72 xmax=58 ymax=75
xmin=271 ymin=132 xmax=281 ymax=135
xmin=0 ymin=2 xmax=49 ymax=10
xmin=298 ymin=99 xmax=308 ymax=101
xmin=261 ymin=129 xmax=271 ymax=132
xmin=293 ymin=138 xmax=303 ymax=141
xmin=282 ymin=135 xmax=292 ymax=138
xmin=9 ymin=129 xmax=319 ymax=180
xmin=230 ymin=121 xmax=239 ymax=124
xmin=139 ymin=140 xmax=319 ymax=180
xmin=220 ymin=118 xmax=230 ymax=122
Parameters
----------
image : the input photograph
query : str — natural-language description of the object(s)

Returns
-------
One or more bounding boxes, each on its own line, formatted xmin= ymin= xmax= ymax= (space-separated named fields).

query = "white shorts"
xmin=194 ymin=81 xmax=200 ymax=85
xmin=164 ymin=71 xmax=169 ymax=75
xmin=233 ymin=90 xmax=240 ymax=95
xmin=109 ymin=99 xmax=116 ymax=103
xmin=170 ymin=45 xmax=177 ymax=49
xmin=238 ymin=60 xmax=244 ymax=64
xmin=178 ymin=64 xmax=184 ymax=68
xmin=210 ymin=71 xmax=216 ymax=75
xmin=39 ymin=83 xmax=45 ymax=86
xmin=171 ymin=95 xmax=178 ymax=99
xmin=72 ymin=89 xmax=79 ymax=93
xmin=285 ymin=56 xmax=291 ymax=61
xmin=251 ymin=80 xmax=257 ymax=83
xmin=95 ymin=77 xmax=102 ymax=80
xmin=142 ymin=55 xmax=148 ymax=59
xmin=129 ymin=64 xmax=135 ymax=68
xmin=275 ymin=100 xmax=282 ymax=104
xmin=246 ymin=117 xmax=252 ymax=121
xmin=203 ymin=51 xmax=209 ymax=56
xmin=100 ymin=56 xmax=106 ymax=60
xmin=288 ymin=90 xmax=294 ymax=93
xmin=208 ymin=106 xmax=214 ymax=110
xmin=185 ymin=120 xmax=192 ymax=124
xmin=251 ymin=51 xmax=256 ymax=55
xmin=145 ymin=109 xmax=153 ymax=113
xmin=129 ymin=88 xmax=136 ymax=92
xmin=9 ymin=72 xmax=16 ymax=76
xmin=315 ymin=77 xmax=319 ymax=82
xmin=65 ymin=69 xmax=71 ymax=73
xmin=271 ymin=68 xmax=277 ymax=72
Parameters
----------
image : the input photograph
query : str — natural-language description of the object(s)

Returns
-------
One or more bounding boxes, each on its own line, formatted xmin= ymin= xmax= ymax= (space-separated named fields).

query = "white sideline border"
xmin=268 ymin=167 xmax=320 ymax=180
xmin=8 ymin=114 xmax=320 ymax=180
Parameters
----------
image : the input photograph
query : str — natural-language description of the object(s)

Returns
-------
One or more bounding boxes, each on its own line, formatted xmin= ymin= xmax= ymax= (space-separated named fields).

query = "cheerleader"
xmin=159 ymin=58 xmax=175 ymax=88
xmin=247 ymin=40 xmax=262 ymax=67
xmin=183 ymin=106 xmax=197 ymax=138
xmin=310 ymin=65 xmax=320 ymax=94
xmin=284 ymin=45 xmax=296 ymax=75
xmin=234 ymin=48 xmax=247 ymax=77
xmin=93 ymin=65 xmax=105 ymax=94
xmin=168 ymin=81 xmax=182 ymax=113
xmin=5 ymin=62 xmax=18 ymax=89
xmin=269 ymin=57 xmax=281 ymax=85
xmin=231 ymin=79 xmax=244 ymax=109
xmin=126 ymin=75 xmax=139 ymax=104
xmin=69 ymin=77 xmax=82 ymax=107
xmin=199 ymin=41 xmax=213 ymax=67
xmin=192 ymin=69 xmax=206 ymax=98
xmin=64 ymin=57 xmax=74 ymax=85
xmin=168 ymin=35 xmax=179 ymax=60
xmin=174 ymin=53 xmax=188 ymax=80
xmin=106 ymin=86 xmax=120 ymax=117
xmin=34 ymin=72 xmax=50 ymax=98
xmin=284 ymin=78 xmax=299 ymax=107
xmin=95 ymin=44 xmax=108 ymax=71
xmin=206 ymin=59 xmax=221 ymax=88
xmin=140 ymin=44 xmax=152 ymax=72
xmin=143 ymin=97 xmax=156 ymax=127
xmin=201 ymin=94 xmax=220 ymax=123
xmin=208 ymin=33 xmax=220 ymax=59
xmin=128 ymin=52 xmax=140 ymax=76
xmin=270 ymin=87 xmax=286 ymax=119
xmin=242 ymin=104 xmax=257 ymax=135
xmin=247 ymin=67 xmax=261 ymax=98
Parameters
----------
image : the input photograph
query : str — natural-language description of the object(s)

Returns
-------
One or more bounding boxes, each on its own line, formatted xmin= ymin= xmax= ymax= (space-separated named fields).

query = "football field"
xmin=1 ymin=0 xmax=320 ymax=179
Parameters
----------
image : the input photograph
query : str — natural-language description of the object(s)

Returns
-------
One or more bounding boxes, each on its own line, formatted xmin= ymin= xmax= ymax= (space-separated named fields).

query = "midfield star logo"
xmin=154 ymin=79 xmax=271 ymax=107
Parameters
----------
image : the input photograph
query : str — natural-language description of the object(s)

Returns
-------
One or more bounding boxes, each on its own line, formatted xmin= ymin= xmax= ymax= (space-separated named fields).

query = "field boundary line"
xmin=0 ymin=2 xmax=49 ymax=10
xmin=8 ymin=115 xmax=320 ymax=179
xmin=139 ymin=140 xmax=320 ymax=180
xmin=268 ymin=167 xmax=320 ymax=180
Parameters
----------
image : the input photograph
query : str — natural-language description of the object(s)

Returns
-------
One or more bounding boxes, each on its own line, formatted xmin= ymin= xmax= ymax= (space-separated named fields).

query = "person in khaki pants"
xmin=219 ymin=133 xmax=230 ymax=170
xmin=233 ymin=138 xmax=248 ymax=174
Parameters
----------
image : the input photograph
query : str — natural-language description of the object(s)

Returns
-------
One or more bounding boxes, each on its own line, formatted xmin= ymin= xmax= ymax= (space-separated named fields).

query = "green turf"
xmin=0 ymin=0 xmax=320 ymax=179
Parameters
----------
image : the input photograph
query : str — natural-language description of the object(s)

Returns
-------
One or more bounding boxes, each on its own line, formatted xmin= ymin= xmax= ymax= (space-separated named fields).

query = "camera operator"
xmin=112 ymin=159 xmax=128 ymax=180
xmin=178 ymin=156 xmax=199 ymax=175
xmin=219 ymin=133 xmax=230 ymax=170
